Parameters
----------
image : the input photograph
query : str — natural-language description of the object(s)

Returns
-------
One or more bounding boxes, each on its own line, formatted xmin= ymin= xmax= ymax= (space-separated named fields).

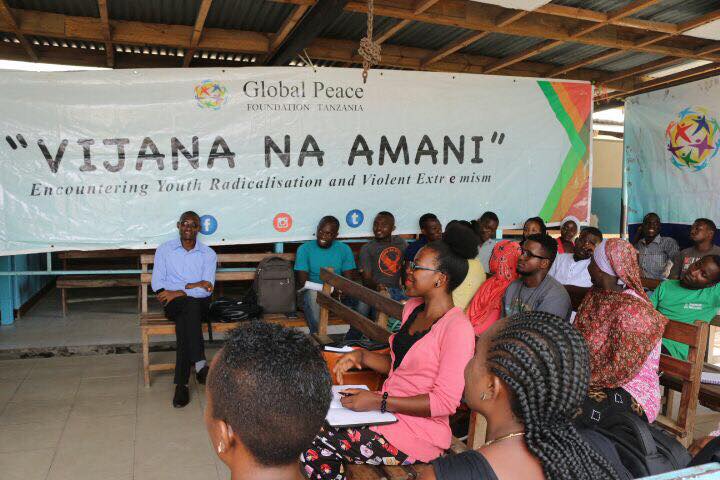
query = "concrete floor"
xmin=0 ymin=351 xmax=229 ymax=480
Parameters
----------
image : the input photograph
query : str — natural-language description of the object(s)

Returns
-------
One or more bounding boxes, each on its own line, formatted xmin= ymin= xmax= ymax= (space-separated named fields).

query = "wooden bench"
xmin=315 ymin=268 xmax=480 ymax=478
xmin=139 ymin=252 xmax=343 ymax=387
xmin=57 ymin=249 xmax=146 ymax=316
xmin=657 ymin=319 xmax=709 ymax=447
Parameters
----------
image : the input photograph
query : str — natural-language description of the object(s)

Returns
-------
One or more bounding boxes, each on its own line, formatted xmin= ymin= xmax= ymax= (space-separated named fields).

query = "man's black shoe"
xmin=196 ymin=365 xmax=209 ymax=385
xmin=173 ymin=384 xmax=190 ymax=408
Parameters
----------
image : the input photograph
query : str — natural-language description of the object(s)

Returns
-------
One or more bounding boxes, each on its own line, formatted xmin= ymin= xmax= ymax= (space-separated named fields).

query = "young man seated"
xmin=404 ymin=213 xmax=443 ymax=263
xmin=294 ymin=216 xmax=357 ymax=334
xmin=669 ymin=218 xmax=720 ymax=280
xmin=634 ymin=212 xmax=679 ymax=281
xmin=151 ymin=211 xmax=217 ymax=408
xmin=503 ymin=233 xmax=572 ymax=322
xmin=205 ymin=322 xmax=331 ymax=480
xmin=652 ymin=255 xmax=720 ymax=360
xmin=549 ymin=227 xmax=603 ymax=308
xmin=475 ymin=211 xmax=500 ymax=274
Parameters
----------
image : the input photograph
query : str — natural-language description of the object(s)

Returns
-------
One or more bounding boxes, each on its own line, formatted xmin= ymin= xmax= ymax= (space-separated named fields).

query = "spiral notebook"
xmin=701 ymin=372 xmax=720 ymax=385
xmin=326 ymin=385 xmax=398 ymax=428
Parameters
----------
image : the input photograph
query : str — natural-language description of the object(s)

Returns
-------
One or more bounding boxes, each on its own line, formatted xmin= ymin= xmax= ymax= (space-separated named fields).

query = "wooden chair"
xmin=57 ymin=249 xmax=148 ymax=315
xmin=657 ymin=319 xmax=710 ymax=447
xmin=139 ymin=252 xmax=343 ymax=387
xmin=315 ymin=268 xmax=476 ymax=478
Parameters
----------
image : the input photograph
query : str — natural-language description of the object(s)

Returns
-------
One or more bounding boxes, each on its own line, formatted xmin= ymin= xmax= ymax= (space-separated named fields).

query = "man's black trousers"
xmin=164 ymin=296 xmax=210 ymax=385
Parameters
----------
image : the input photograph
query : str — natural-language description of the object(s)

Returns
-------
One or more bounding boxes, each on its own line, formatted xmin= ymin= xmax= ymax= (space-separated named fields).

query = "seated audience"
xmin=633 ymin=212 xmax=679 ymax=280
xmin=575 ymin=239 xmax=668 ymax=426
xmin=425 ymin=312 xmax=621 ymax=480
xmin=549 ymin=227 xmax=603 ymax=311
xmin=522 ymin=216 xmax=547 ymax=241
xmin=151 ymin=211 xmax=216 ymax=408
xmin=652 ymin=255 xmax=720 ymax=360
xmin=556 ymin=216 xmax=579 ymax=254
xmin=475 ymin=211 xmax=500 ymax=274
xmin=205 ymin=322 xmax=331 ymax=480
xmin=467 ymin=241 xmax=522 ymax=336
xmin=446 ymin=223 xmax=486 ymax=311
xmin=350 ymin=211 xmax=408 ymax=339
xmin=301 ymin=235 xmax=476 ymax=478
xmin=503 ymin=233 xmax=572 ymax=321
xmin=295 ymin=216 xmax=357 ymax=334
xmin=669 ymin=218 xmax=720 ymax=280
xmin=404 ymin=213 xmax=443 ymax=263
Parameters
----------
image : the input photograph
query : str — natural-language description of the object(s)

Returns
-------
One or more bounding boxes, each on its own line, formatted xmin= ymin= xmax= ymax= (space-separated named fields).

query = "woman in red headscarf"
xmin=466 ymin=240 xmax=522 ymax=336
xmin=574 ymin=238 xmax=668 ymax=426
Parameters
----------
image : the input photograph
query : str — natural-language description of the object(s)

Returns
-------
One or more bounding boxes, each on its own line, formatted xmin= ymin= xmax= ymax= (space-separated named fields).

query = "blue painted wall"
xmin=12 ymin=254 xmax=53 ymax=307
xmin=591 ymin=187 xmax=622 ymax=234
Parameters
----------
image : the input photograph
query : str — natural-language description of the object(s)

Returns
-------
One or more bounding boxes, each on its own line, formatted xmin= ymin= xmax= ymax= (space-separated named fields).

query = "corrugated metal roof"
xmin=629 ymin=0 xmax=719 ymax=24
xmin=550 ymin=0 xmax=630 ymax=13
xmin=588 ymin=51 xmax=665 ymax=71
xmin=388 ymin=21 xmax=473 ymax=51
xmin=7 ymin=0 xmax=98 ymax=17
xmin=460 ymin=32 xmax=546 ymax=57
xmin=321 ymin=11 xmax=402 ymax=41
xmin=109 ymin=0 xmax=200 ymax=26
xmin=529 ymin=42 xmax=610 ymax=65
xmin=205 ymin=0 xmax=297 ymax=32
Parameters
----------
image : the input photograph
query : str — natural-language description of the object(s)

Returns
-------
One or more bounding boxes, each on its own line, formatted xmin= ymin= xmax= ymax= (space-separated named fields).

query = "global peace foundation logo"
xmin=194 ymin=80 xmax=229 ymax=110
xmin=665 ymin=106 xmax=719 ymax=172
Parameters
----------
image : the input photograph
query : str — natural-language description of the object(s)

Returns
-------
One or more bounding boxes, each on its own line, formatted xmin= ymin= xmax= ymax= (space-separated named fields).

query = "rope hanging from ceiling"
xmin=358 ymin=0 xmax=381 ymax=83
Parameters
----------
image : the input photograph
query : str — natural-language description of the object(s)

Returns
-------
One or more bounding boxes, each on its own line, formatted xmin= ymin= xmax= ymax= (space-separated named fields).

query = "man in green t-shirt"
xmin=651 ymin=255 xmax=720 ymax=359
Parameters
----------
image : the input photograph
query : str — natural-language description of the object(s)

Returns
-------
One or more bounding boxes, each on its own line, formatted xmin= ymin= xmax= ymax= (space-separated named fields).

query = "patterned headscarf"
xmin=467 ymin=241 xmax=522 ymax=336
xmin=575 ymin=238 xmax=667 ymax=388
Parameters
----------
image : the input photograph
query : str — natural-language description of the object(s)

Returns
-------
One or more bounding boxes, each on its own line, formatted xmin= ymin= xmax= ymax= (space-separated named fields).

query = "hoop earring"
xmin=480 ymin=392 xmax=488 ymax=401
xmin=217 ymin=443 xmax=225 ymax=454
xmin=435 ymin=281 xmax=441 ymax=288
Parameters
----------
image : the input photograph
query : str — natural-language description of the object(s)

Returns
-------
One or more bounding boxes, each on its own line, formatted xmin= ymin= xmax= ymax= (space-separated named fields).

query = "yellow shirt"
xmin=452 ymin=259 xmax=486 ymax=311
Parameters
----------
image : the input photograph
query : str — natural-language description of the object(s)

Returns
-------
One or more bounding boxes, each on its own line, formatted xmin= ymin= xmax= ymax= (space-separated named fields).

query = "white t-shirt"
xmin=549 ymin=253 xmax=592 ymax=288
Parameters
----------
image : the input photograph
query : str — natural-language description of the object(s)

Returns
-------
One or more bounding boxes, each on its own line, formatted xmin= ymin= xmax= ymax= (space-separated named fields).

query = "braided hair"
xmin=486 ymin=312 xmax=620 ymax=480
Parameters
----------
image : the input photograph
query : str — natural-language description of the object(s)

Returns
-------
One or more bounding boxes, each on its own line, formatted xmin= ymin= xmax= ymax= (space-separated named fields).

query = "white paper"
xmin=324 ymin=345 xmax=354 ymax=353
xmin=701 ymin=372 xmax=720 ymax=385
xmin=298 ymin=281 xmax=331 ymax=293
xmin=326 ymin=385 xmax=397 ymax=427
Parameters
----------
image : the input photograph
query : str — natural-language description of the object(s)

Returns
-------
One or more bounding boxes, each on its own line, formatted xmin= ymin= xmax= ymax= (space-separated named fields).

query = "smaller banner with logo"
xmin=624 ymin=77 xmax=720 ymax=227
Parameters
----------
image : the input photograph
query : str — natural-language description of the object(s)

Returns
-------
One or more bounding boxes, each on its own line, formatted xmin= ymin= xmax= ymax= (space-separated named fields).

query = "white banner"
xmin=0 ymin=67 xmax=592 ymax=254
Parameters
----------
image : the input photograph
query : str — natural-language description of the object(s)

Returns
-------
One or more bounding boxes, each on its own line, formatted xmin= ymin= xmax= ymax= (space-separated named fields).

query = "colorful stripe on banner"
xmin=537 ymin=81 xmax=592 ymax=223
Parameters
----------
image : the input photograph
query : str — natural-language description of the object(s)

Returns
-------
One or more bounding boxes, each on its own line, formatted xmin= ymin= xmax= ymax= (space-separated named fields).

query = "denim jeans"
xmin=303 ymin=289 xmax=321 ymax=334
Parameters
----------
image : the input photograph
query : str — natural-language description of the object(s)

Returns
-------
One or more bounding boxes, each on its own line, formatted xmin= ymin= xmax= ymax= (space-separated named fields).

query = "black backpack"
xmin=209 ymin=296 xmax=262 ymax=323
xmin=595 ymin=412 xmax=691 ymax=477
xmin=253 ymin=257 xmax=296 ymax=314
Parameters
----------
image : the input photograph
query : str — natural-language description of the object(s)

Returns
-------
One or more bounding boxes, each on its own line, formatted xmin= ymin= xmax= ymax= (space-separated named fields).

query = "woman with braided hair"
xmin=422 ymin=312 xmax=622 ymax=480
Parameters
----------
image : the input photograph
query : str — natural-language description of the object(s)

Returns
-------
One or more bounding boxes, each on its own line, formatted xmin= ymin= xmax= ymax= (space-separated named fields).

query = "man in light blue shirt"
xmin=295 ymin=216 xmax=356 ymax=333
xmin=151 ymin=211 xmax=217 ymax=408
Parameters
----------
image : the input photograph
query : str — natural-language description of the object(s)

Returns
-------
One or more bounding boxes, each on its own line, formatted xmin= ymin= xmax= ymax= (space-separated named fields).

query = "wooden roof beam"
xmin=373 ymin=0 xmax=443 ymax=46
xmin=569 ymin=0 xmax=663 ymax=38
xmin=342 ymin=1 xmax=720 ymax=62
xmin=549 ymin=49 xmax=622 ymax=78
xmin=183 ymin=0 xmax=213 ymax=67
xmin=422 ymin=8 xmax=526 ymax=68
xmin=271 ymin=3 xmax=313 ymax=52
xmin=0 ymin=8 xmax=270 ymax=53
xmin=483 ymin=39 xmax=563 ymax=74
xmin=536 ymin=4 xmax=677 ymax=34
xmin=606 ymin=62 xmax=720 ymax=101
xmin=0 ymin=0 xmax=37 ymax=61
xmin=96 ymin=0 xmax=113 ymax=67
xmin=268 ymin=0 xmax=347 ymax=66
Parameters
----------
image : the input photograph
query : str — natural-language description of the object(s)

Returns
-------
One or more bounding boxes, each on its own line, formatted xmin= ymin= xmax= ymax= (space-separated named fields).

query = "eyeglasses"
xmin=180 ymin=220 xmax=199 ymax=228
xmin=408 ymin=261 xmax=443 ymax=274
xmin=519 ymin=248 xmax=550 ymax=261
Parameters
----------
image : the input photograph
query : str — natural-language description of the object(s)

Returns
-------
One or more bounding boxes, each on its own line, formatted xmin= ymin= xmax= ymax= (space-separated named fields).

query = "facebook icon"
xmin=346 ymin=209 xmax=364 ymax=228
xmin=199 ymin=215 xmax=218 ymax=235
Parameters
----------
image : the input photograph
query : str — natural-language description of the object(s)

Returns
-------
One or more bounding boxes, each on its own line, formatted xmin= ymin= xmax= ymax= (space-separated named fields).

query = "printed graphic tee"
xmin=360 ymin=236 xmax=408 ymax=288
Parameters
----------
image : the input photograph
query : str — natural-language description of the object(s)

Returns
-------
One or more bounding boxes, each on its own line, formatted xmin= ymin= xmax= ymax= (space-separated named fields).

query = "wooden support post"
xmin=318 ymin=267 xmax=333 ymax=338
xmin=376 ymin=290 xmax=390 ymax=330
xmin=142 ymin=329 xmax=150 ymax=387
